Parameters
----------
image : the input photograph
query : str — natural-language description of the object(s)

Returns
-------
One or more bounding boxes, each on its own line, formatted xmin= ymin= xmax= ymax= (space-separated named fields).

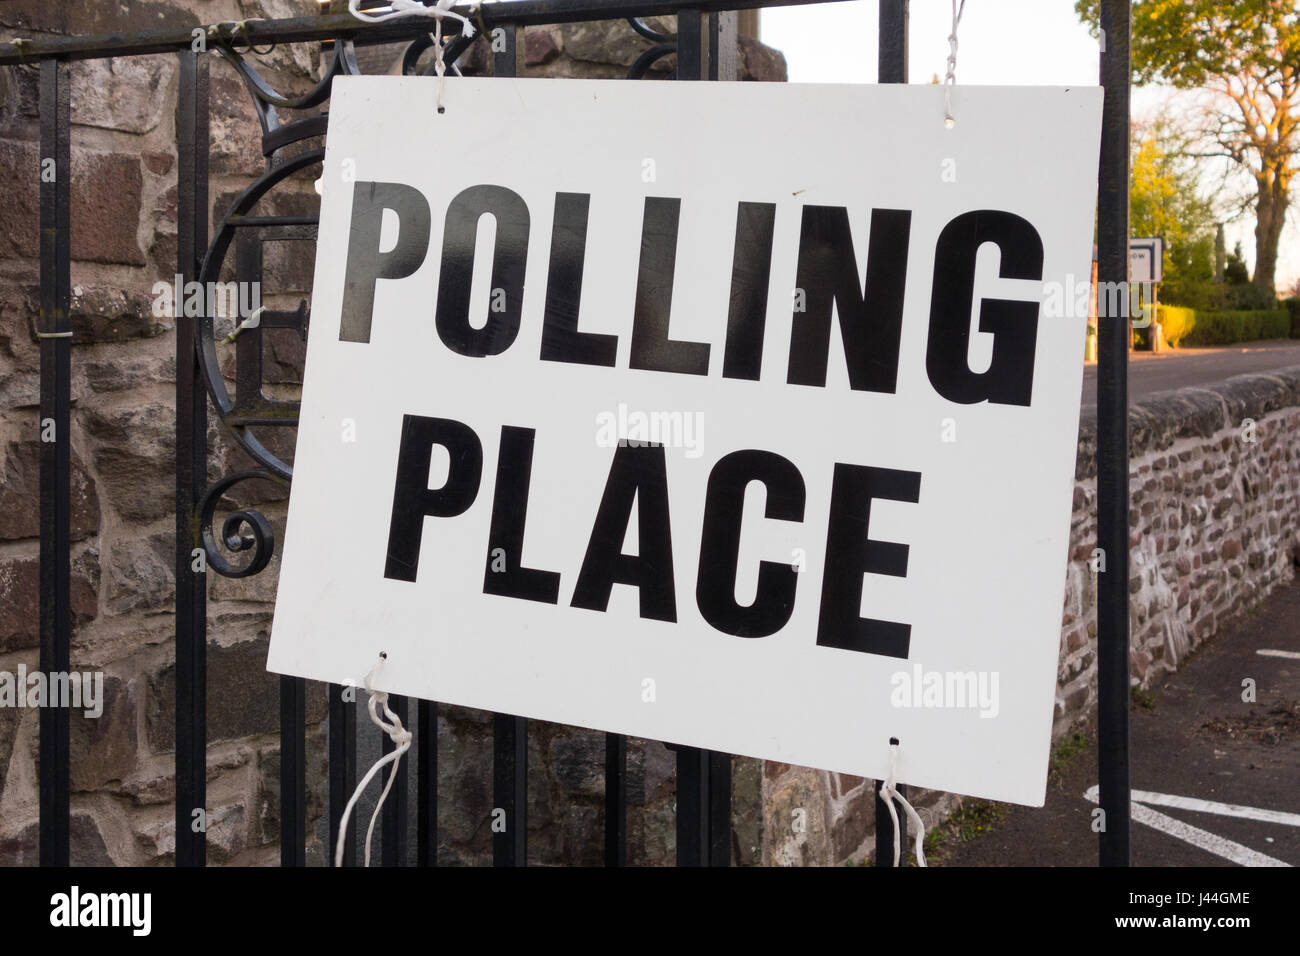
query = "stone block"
xmin=146 ymin=637 xmax=327 ymax=751
xmin=763 ymin=765 xmax=829 ymax=867
xmin=0 ymin=438 xmax=100 ymax=542
xmin=105 ymin=531 xmax=173 ymax=614
xmin=70 ymin=676 xmax=137 ymax=790
xmin=68 ymin=285 xmax=169 ymax=344
xmin=84 ymin=400 xmax=175 ymax=522
xmin=0 ymin=548 xmax=99 ymax=652
xmin=0 ymin=811 xmax=113 ymax=866
xmin=70 ymin=57 xmax=172 ymax=134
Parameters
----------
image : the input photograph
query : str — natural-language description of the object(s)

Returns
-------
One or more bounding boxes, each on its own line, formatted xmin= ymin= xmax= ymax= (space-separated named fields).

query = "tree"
xmin=1226 ymin=240 xmax=1251 ymax=286
xmin=1129 ymin=120 xmax=1218 ymax=308
xmin=1077 ymin=0 xmax=1300 ymax=301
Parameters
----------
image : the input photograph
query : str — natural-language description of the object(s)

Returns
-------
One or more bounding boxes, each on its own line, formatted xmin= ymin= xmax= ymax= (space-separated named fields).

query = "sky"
xmin=759 ymin=0 xmax=1300 ymax=291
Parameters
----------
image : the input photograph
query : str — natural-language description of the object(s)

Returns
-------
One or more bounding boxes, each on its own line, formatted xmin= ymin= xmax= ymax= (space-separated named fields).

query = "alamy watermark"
xmin=151 ymin=274 xmax=262 ymax=321
xmin=890 ymin=664 xmax=999 ymax=719
xmin=1042 ymin=274 xmax=1156 ymax=328
xmin=50 ymin=886 xmax=150 ymax=936
xmin=595 ymin=403 xmax=704 ymax=459
xmin=0 ymin=665 xmax=103 ymax=718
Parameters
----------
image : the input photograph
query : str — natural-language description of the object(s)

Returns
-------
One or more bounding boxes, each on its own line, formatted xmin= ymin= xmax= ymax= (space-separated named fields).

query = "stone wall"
xmin=765 ymin=367 xmax=1300 ymax=866
xmin=1061 ymin=370 xmax=1300 ymax=716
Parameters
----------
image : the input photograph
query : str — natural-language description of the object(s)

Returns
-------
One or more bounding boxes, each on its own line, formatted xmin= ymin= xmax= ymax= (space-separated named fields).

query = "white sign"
xmin=1130 ymin=236 xmax=1164 ymax=283
xmin=268 ymin=77 xmax=1103 ymax=806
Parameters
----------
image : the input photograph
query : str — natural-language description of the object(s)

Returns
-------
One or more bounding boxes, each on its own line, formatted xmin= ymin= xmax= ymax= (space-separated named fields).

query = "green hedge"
xmin=1285 ymin=297 xmax=1300 ymax=338
xmin=1156 ymin=306 xmax=1290 ymax=347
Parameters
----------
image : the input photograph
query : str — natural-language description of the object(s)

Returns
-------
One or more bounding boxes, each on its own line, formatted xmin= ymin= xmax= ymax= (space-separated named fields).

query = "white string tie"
xmin=333 ymin=653 xmax=413 ymax=868
xmin=943 ymin=0 xmax=967 ymax=128
xmin=432 ymin=4 xmax=448 ymax=113
xmin=347 ymin=1 xmax=479 ymax=112
xmin=221 ymin=305 xmax=266 ymax=343
xmin=878 ymin=739 xmax=928 ymax=867
xmin=347 ymin=0 xmax=470 ymax=28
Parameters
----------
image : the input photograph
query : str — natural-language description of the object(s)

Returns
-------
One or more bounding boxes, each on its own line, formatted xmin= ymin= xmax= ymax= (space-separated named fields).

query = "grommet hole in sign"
xmin=347 ymin=0 xmax=483 ymax=114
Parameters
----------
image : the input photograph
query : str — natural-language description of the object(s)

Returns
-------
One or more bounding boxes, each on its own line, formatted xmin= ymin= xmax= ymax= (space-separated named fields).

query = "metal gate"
xmin=0 ymin=0 xmax=1135 ymax=867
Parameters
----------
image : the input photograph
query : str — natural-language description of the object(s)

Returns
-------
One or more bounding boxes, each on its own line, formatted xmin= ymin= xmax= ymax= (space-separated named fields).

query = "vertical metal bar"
xmin=328 ymin=683 xmax=357 ymax=866
xmin=380 ymin=694 xmax=409 ymax=866
xmin=707 ymin=750 xmax=731 ymax=866
xmin=493 ymin=712 xmax=527 ymax=866
xmin=1096 ymin=0 xmax=1132 ymax=868
xmin=878 ymin=0 xmax=909 ymax=83
xmin=491 ymin=20 xmax=523 ymax=77
xmin=279 ymin=676 xmax=306 ymax=866
xmin=676 ymin=8 xmax=707 ymax=81
xmin=874 ymin=742 xmax=906 ymax=865
xmin=489 ymin=24 xmax=529 ymax=871
xmin=874 ymin=781 xmax=896 ymax=865
xmin=672 ymin=7 xmax=731 ymax=869
xmin=37 ymin=58 xmax=71 ymax=868
xmin=174 ymin=49 xmax=209 ymax=869
xmin=873 ymin=10 xmax=909 ymax=867
xmin=603 ymin=734 xmax=626 ymax=867
xmin=232 ymin=228 xmax=307 ymax=867
xmin=416 ymin=699 xmax=437 ymax=866
xmin=675 ymin=745 xmax=707 ymax=866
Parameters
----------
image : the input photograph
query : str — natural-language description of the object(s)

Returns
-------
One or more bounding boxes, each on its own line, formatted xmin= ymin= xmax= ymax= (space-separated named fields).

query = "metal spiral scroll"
xmin=626 ymin=16 xmax=677 ymax=79
xmin=198 ymin=471 xmax=285 ymax=578
xmin=189 ymin=23 xmax=488 ymax=581
xmin=190 ymin=17 xmax=673 ymax=577
xmin=195 ymin=26 xmax=483 ymax=484
xmin=195 ymin=143 xmax=322 ymax=482
xmin=401 ymin=28 xmax=477 ymax=76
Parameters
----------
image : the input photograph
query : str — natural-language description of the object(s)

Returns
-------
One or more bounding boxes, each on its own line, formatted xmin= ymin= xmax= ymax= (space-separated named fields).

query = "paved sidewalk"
xmin=934 ymin=576 xmax=1300 ymax=867
xmin=1081 ymin=340 xmax=1300 ymax=403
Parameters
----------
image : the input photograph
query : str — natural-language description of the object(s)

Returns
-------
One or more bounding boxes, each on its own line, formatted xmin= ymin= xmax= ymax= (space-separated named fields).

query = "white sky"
xmin=760 ymin=0 xmax=1300 ymax=291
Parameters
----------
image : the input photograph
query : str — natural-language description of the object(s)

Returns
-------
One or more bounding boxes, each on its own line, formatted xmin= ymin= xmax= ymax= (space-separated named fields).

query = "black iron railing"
xmin=5 ymin=0 xmax=1134 ymax=868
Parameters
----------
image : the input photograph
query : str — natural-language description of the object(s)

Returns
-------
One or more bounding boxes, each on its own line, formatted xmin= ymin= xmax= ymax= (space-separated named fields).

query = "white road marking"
xmin=1124 ymin=788 xmax=1300 ymax=828
xmin=1256 ymin=649 xmax=1300 ymax=660
xmin=1084 ymin=786 xmax=1294 ymax=867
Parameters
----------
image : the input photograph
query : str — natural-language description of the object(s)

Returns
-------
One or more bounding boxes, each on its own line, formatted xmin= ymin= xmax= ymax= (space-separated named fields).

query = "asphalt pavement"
xmin=1081 ymin=339 xmax=1300 ymax=404
xmin=934 ymin=577 xmax=1300 ymax=867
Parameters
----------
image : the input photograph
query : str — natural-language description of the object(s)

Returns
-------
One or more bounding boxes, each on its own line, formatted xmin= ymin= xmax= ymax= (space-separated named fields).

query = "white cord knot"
xmin=347 ymin=0 xmax=479 ymax=112
xmin=878 ymin=739 xmax=928 ymax=867
xmin=333 ymin=653 xmax=414 ymax=867
xmin=347 ymin=0 xmax=470 ymax=28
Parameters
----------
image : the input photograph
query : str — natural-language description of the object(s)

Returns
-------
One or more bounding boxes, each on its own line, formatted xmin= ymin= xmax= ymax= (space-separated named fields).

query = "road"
xmin=1081 ymin=339 xmax=1300 ymax=404
xmin=935 ymin=579 xmax=1300 ymax=867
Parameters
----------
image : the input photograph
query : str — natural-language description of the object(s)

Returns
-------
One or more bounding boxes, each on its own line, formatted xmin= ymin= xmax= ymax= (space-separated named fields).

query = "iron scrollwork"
xmin=195 ymin=26 xmax=482 ymax=484
xmin=190 ymin=37 xmax=364 ymax=576
xmin=193 ymin=20 xmax=697 ymax=577
xmin=626 ymin=16 xmax=677 ymax=79
xmin=198 ymin=470 xmax=285 ymax=578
